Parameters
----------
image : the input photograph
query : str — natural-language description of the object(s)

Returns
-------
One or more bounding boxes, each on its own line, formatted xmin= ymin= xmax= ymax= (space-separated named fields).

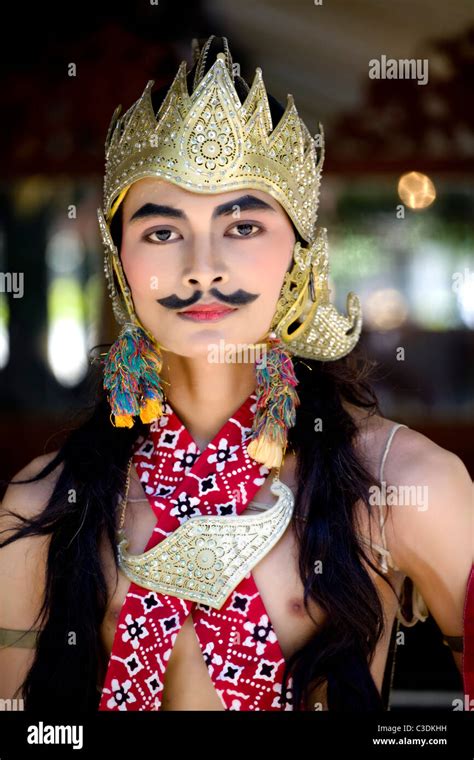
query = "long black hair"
xmin=0 ymin=38 xmax=400 ymax=711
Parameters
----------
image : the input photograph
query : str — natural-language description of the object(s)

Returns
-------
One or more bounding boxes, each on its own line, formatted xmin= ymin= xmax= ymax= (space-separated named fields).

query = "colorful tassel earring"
xmin=102 ymin=322 xmax=165 ymax=428
xmin=246 ymin=332 xmax=300 ymax=469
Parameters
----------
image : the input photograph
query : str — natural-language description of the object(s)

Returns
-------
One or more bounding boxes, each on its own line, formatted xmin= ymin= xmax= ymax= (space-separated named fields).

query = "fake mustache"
xmin=156 ymin=288 xmax=260 ymax=310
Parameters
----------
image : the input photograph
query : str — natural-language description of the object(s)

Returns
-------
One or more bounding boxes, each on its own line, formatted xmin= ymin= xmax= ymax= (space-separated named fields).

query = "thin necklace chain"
xmin=118 ymin=457 xmax=134 ymax=531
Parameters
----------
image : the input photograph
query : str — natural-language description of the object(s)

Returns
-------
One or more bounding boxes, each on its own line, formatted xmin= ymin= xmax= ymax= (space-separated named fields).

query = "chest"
xmin=99 ymin=504 xmax=325 ymax=665
xmin=98 ymin=454 xmax=402 ymax=709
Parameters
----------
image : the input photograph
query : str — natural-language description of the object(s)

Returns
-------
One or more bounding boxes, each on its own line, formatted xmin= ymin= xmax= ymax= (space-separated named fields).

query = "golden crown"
xmin=98 ymin=37 xmax=362 ymax=367
xmin=102 ymin=50 xmax=325 ymax=243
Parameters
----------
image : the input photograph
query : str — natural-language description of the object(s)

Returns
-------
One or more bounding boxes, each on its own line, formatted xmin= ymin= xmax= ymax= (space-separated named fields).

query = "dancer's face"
xmin=118 ymin=178 xmax=296 ymax=358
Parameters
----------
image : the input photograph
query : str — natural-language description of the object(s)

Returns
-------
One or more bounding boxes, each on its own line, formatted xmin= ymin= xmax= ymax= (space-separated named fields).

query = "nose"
xmin=181 ymin=242 xmax=230 ymax=290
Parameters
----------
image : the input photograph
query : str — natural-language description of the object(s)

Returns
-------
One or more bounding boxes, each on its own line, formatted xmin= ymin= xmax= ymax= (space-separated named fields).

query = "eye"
xmin=227 ymin=222 xmax=262 ymax=238
xmin=144 ymin=228 xmax=181 ymax=244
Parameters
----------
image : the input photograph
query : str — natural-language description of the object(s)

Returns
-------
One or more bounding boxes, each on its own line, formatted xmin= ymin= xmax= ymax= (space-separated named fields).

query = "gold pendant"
xmin=117 ymin=477 xmax=295 ymax=610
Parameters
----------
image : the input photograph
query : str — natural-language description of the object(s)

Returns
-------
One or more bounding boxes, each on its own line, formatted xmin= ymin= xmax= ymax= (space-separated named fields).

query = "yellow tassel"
xmin=114 ymin=414 xmax=134 ymax=428
xmin=247 ymin=436 xmax=283 ymax=469
xmin=139 ymin=397 xmax=163 ymax=424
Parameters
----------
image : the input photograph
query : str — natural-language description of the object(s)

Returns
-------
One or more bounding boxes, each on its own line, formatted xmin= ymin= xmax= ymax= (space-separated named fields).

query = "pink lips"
xmin=178 ymin=301 xmax=237 ymax=322
xmin=177 ymin=302 xmax=238 ymax=322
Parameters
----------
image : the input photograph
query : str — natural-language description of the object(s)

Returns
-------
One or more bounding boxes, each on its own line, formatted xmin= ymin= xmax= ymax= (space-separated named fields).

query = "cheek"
xmin=120 ymin=242 xmax=175 ymax=299
xmin=247 ymin=246 xmax=292 ymax=302
xmin=266 ymin=254 xmax=290 ymax=283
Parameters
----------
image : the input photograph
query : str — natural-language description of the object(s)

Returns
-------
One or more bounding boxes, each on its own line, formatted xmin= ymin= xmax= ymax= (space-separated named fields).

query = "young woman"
xmin=0 ymin=35 xmax=471 ymax=712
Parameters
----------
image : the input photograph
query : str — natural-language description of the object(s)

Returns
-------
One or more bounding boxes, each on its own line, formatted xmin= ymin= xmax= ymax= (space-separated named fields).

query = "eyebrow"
xmin=128 ymin=194 xmax=277 ymax=224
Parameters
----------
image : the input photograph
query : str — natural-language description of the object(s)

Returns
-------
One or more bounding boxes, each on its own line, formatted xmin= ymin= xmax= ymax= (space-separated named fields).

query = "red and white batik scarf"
xmin=99 ymin=392 xmax=294 ymax=711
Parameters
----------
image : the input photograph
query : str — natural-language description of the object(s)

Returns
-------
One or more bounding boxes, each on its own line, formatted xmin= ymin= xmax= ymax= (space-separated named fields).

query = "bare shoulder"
xmin=375 ymin=417 xmax=471 ymax=517
xmin=0 ymin=450 xmax=63 ymax=623
xmin=1 ymin=450 xmax=63 ymax=526
xmin=345 ymin=400 xmax=467 ymax=485
xmin=347 ymin=404 xmax=472 ymax=640
xmin=346 ymin=401 xmax=431 ymax=459
xmin=367 ymin=414 xmax=472 ymax=599
xmin=346 ymin=401 xmax=472 ymax=564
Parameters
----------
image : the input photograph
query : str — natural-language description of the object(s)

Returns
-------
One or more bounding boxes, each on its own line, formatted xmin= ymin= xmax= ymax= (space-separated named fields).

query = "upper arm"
xmin=0 ymin=451 xmax=61 ymax=700
xmin=384 ymin=434 xmax=473 ymax=668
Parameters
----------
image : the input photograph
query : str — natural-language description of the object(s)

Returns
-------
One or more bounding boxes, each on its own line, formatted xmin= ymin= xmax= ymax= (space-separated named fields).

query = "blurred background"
xmin=0 ymin=0 xmax=472 ymax=711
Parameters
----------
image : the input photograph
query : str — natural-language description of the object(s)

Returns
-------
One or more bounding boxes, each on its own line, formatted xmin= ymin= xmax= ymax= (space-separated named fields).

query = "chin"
xmin=184 ymin=328 xmax=239 ymax=360
xmin=169 ymin=327 xmax=266 ymax=362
